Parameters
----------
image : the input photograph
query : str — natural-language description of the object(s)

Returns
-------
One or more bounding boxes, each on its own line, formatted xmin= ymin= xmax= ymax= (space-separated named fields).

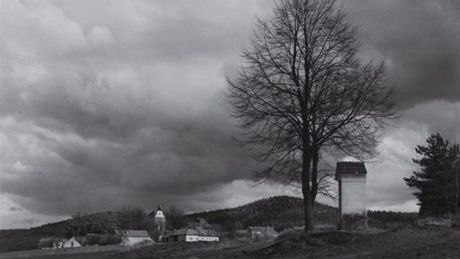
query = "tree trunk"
xmin=455 ymin=162 xmax=459 ymax=214
xmin=302 ymin=149 xmax=314 ymax=234
xmin=311 ymin=150 xmax=319 ymax=207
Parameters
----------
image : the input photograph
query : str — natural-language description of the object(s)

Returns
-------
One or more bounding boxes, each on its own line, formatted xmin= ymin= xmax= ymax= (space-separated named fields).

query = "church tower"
xmin=154 ymin=205 xmax=166 ymax=232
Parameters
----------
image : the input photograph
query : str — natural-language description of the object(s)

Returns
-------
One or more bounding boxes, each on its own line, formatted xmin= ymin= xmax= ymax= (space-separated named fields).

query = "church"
xmin=149 ymin=205 xmax=220 ymax=243
xmin=148 ymin=205 xmax=167 ymax=241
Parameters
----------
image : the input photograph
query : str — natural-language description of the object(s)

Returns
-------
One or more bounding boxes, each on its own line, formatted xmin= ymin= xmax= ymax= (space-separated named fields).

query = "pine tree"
xmin=404 ymin=133 xmax=460 ymax=215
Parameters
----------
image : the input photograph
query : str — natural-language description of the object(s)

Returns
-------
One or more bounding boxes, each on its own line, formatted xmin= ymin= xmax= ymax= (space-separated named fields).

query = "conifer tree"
xmin=404 ymin=133 xmax=460 ymax=215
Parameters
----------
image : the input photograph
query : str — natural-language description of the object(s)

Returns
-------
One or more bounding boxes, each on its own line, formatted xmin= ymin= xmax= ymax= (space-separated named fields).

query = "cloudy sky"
xmin=0 ymin=0 xmax=459 ymax=229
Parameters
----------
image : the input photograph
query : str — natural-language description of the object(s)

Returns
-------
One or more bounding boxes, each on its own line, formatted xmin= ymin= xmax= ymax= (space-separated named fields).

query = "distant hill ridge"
xmin=0 ymin=195 xmax=334 ymax=252
xmin=185 ymin=196 xmax=337 ymax=230
xmin=0 ymin=195 xmax=419 ymax=253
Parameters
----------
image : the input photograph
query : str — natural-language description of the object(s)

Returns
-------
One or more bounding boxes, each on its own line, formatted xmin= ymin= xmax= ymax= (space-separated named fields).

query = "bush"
xmin=100 ymin=234 xmax=122 ymax=245
xmin=368 ymin=211 xmax=417 ymax=223
xmin=84 ymin=234 xmax=121 ymax=246
xmin=84 ymin=234 xmax=101 ymax=246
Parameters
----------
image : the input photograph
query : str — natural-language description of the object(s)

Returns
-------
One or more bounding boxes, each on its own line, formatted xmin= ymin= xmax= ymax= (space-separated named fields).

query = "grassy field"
xmin=0 ymin=245 xmax=127 ymax=259
xmin=3 ymin=224 xmax=460 ymax=259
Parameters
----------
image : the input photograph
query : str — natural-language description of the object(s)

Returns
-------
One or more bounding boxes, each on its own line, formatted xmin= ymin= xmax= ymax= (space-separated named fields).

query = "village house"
xmin=162 ymin=227 xmax=219 ymax=243
xmin=52 ymin=236 xmax=82 ymax=249
xmin=121 ymin=230 xmax=153 ymax=246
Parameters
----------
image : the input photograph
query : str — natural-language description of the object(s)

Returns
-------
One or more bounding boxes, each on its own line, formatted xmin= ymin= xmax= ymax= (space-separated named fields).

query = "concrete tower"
xmin=335 ymin=161 xmax=367 ymax=230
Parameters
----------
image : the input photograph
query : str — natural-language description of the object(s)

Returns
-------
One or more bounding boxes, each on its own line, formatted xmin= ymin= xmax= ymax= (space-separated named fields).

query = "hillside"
xmin=0 ymin=196 xmax=330 ymax=252
xmin=0 ymin=196 xmax=417 ymax=253
xmin=0 ymin=211 xmax=145 ymax=253
xmin=0 ymin=220 xmax=70 ymax=252
xmin=185 ymin=196 xmax=337 ymax=231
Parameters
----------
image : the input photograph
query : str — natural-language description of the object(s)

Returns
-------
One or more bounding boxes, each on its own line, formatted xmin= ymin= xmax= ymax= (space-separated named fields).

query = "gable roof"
xmin=122 ymin=230 xmax=150 ymax=238
xmin=166 ymin=227 xmax=218 ymax=237
xmin=335 ymin=161 xmax=367 ymax=180
xmin=63 ymin=237 xmax=81 ymax=245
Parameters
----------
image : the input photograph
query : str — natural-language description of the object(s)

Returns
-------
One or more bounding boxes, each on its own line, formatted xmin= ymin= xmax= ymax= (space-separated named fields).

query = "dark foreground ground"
xmin=2 ymin=225 xmax=460 ymax=258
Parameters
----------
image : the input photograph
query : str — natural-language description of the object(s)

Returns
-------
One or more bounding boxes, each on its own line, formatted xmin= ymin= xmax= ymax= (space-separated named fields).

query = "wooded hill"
xmin=185 ymin=196 xmax=338 ymax=231
xmin=0 ymin=211 xmax=145 ymax=252
xmin=0 ymin=196 xmax=417 ymax=253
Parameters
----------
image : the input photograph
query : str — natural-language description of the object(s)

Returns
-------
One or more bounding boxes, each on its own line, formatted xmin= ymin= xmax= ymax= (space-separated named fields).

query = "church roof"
xmin=335 ymin=161 xmax=367 ymax=180
xmin=147 ymin=204 xmax=164 ymax=217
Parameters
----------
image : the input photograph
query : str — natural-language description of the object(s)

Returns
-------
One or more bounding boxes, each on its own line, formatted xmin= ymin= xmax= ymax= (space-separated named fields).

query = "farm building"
xmin=162 ymin=227 xmax=219 ymax=243
xmin=247 ymin=226 xmax=278 ymax=239
xmin=335 ymin=161 xmax=368 ymax=230
xmin=52 ymin=236 xmax=81 ymax=248
xmin=121 ymin=230 xmax=153 ymax=246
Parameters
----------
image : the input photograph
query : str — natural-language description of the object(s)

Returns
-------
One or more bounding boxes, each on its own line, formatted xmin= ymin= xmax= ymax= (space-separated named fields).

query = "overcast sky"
xmin=0 ymin=0 xmax=459 ymax=229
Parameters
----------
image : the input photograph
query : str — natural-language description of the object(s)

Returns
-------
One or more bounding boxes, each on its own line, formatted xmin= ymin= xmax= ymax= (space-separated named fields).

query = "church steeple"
xmin=154 ymin=204 xmax=166 ymax=232
xmin=155 ymin=204 xmax=164 ymax=218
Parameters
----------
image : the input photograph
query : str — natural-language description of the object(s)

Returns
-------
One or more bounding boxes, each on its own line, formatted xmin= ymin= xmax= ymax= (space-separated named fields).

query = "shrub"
xmin=84 ymin=234 xmax=121 ymax=246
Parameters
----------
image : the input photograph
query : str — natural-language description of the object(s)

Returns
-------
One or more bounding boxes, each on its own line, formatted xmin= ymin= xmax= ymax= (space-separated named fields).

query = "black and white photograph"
xmin=0 ymin=0 xmax=459 ymax=258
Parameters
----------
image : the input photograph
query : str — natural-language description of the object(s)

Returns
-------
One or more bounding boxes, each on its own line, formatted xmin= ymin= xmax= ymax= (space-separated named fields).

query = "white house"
xmin=52 ymin=237 xmax=81 ymax=248
xmin=335 ymin=161 xmax=368 ymax=230
xmin=163 ymin=227 xmax=219 ymax=243
xmin=121 ymin=230 xmax=153 ymax=246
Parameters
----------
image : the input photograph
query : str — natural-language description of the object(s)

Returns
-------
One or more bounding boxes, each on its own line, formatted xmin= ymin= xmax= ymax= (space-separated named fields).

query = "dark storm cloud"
xmin=342 ymin=0 xmax=460 ymax=106
xmin=0 ymin=0 xmax=264 ymax=216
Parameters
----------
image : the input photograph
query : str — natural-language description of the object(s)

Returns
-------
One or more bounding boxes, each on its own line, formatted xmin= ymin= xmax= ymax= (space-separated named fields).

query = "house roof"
xmin=165 ymin=227 xmax=218 ymax=237
xmin=122 ymin=230 xmax=150 ymax=238
xmin=63 ymin=237 xmax=81 ymax=244
xmin=335 ymin=162 xmax=367 ymax=180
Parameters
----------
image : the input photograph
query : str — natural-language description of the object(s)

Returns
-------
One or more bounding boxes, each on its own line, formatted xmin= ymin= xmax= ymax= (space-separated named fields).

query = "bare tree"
xmin=228 ymin=0 xmax=394 ymax=233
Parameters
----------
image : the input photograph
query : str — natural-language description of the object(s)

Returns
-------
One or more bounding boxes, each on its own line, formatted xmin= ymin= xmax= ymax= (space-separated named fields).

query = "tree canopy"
xmin=404 ymin=133 xmax=460 ymax=215
xmin=228 ymin=0 xmax=394 ymax=231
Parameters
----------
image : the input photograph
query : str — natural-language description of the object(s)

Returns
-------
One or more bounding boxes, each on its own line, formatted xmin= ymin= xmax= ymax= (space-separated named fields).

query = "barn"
xmin=121 ymin=230 xmax=153 ymax=246
xmin=52 ymin=236 xmax=82 ymax=248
